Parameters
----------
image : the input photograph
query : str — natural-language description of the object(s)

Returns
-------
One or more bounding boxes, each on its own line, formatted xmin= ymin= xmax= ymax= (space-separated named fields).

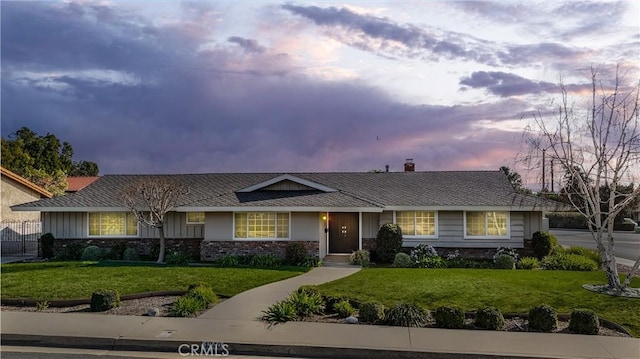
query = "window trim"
xmin=186 ymin=212 xmax=205 ymax=225
xmin=463 ymin=211 xmax=510 ymax=239
xmin=87 ymin=212 xmax=139 ymax=238
xmin=233 ymin=212 xmax=291 ymax=240
xmin=393 ymin=210 xmax=438 ymax=239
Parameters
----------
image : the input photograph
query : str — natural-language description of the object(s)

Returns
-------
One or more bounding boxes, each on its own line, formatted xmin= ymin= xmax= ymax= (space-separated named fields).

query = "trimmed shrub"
xmin=434 ymin=306 xmax=465 ymax=329
xmin=81 ymin=245 xmax=104 ymax=261
xmin=566 ymin=246 xmax=602 ymax=268
xmin=122 ymin=247 xmax=139 ymax=261
xmin=288 ymin=289 xmax=324 ymax=318
xmin=410 ymin=244 xmax=439 ymax=261
xmin=517 ymin=256 xmax=539 ymax=269
xmin=217 ymin=255 xmax=240 ymax=267
xmin=475 ymin=306 xmax=505 ymax=330
xmin=375 ymin=223 xmax=403 ymax=263
xmin=90 ymin=289 xmax=120 ymax=312
xmin=285 ymin=242 xmax=308 ymax=266
xmin=300 ymin=256 xmax=321 ymax=267
xmin=494 ymin=254 xmax=516 ymax=269
xmin=415 ymin=256 xmax=446 ymax=268
xmin=350 ymin=250 xmax=370 ymax=266
xmin=323 ymin=294 xmax=350 ymax=313
xmin=493 ymin=247 xmax=518 ymax=262
xmin=170 ymin=296 xmax=204 ymax=317
xmin=262 ymin=300 xmax=297 ymax=323
xmin=166 ymin=251 xmax=191 ymax=265
xmin=249 ymin=254 xmax=281 ymax=268
xmin=385 ymin=303 xmax=429 ymax=327
xmin=55 ymin=243 xmax=85 ymax=260
xmin=297 ymin=285 xmax=320 ymax=296
xmin=532 ymin=231 xmax=557 ymax=259
xmin=393 ymin=252 xmax=414 ymax=268
xmin=105 ymin=241 xmax=128 ymax=260
xmin=187 ymin=285 xmax=218 ymax=307
xmin=358 ymin=302 xmax=386 ymax=324
xmin=334 ymin=300 xmax=355 ymax=318
xmin=541 ymin=253 xmax=598 ymax=271
xmin=568 ymin=308 xmax=599 ymax=335
xmin=528 ymin=304 xmax=557 ymax=332
xmin=40 ymin=233 xmax=55 ymax=259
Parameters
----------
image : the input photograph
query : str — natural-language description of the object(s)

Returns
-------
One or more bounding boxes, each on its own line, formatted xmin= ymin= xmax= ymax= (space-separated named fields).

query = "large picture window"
xmin=234 ymin=212 xmax=290 ymax=239
xmin=465 ymin=211 xmax=509 ymax=238
xmin=396 ymin=211 xmax=436 ymax=237
xmin=89 ymin=212 xmax=138 ymax=236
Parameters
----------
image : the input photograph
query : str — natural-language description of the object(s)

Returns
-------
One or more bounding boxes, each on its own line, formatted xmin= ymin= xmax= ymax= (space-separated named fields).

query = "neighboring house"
xmin=66 ymin=176 xmax=99 ymax=193
xmin=1 ymin=166 xmax=52 ymax=222
xmin=12 ymin=165 xmax=552 ymax=260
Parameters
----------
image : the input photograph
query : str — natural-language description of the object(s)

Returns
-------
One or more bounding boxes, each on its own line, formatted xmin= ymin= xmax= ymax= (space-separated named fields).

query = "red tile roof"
xmin=66 ymin=176 xmax=99 ymax=192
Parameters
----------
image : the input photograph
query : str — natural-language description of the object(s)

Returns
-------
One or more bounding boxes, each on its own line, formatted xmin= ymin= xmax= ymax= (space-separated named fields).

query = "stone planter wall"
xmin=201 ymin=240 xmax=319 ymax=261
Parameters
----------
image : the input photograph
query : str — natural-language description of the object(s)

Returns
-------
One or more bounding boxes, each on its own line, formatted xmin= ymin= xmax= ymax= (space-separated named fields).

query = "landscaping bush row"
xmin=262 ymin=286 xmax=602 ymax=335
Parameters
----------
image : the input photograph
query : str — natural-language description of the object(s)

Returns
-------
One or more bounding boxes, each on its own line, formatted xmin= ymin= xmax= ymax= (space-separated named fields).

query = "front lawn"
xmin=1 ymin=261 xmax=306 ymax=300
xmin=317 ymin=268 xmax=640 ymax=336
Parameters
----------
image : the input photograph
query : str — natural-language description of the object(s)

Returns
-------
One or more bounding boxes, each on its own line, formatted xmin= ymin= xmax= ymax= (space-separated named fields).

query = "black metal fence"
xmin=1 ymin=221 xmax=41 ymax=256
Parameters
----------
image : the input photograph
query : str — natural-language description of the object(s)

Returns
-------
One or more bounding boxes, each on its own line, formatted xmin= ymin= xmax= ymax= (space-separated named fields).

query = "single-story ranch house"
xmin=12 ymin=167 xmax=552 ymax=261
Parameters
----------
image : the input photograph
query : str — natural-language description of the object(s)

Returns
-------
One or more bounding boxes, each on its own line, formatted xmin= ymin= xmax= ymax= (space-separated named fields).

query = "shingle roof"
xmin=12 ymin=171 xmax=553 ymax=211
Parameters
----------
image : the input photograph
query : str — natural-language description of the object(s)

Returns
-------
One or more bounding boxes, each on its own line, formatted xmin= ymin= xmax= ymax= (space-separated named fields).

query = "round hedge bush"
xmin=568 ymin=308 xmax=599 ymax=335
xmin=434 ymin=306 xmax=465 ymax=329
xmin=358 ymin=302 xmax=386 ymax=324
xmin=393 ymin=252 xmax=414 ymax=268
xmin=528 ymin=304 xmax=557 ymax=332
xmin=532 ymin=231 xmax=556 ymax=259
xmin=90 ymin=289 xmax=120 ymax=312
xmin=494 ymin=254 xmax=516 ymax=269
xmin=81 ymin=245 xmax=104 ymax=261
xmin=350 ymin=250 xmax=370 ymax=266
xmin=122 ymin=247 xmax=139 ymax=261
xmin=475 ymin=306 xmax=505 ymax=330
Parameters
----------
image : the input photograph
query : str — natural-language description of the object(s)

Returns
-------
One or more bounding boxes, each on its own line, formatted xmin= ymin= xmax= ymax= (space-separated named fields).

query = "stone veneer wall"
xmin=201 ymin=240 xmax=319 ymax=261
xmin=362 ymin=238 xmax=535 ymax=260
xmin=52 ymin=238 xmax=202 ymax=259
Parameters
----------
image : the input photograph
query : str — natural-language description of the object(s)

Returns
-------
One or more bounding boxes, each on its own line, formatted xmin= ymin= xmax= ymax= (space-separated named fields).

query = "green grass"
xmin=318 ymin=268 xmax=640 ymax=337
xmin=1 ymin=261 xmax=306 ymax=300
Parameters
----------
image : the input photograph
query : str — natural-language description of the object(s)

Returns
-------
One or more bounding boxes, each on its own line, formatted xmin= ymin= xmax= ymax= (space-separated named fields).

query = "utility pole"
xmin=550 ymin=159 xmax=554 ymax=192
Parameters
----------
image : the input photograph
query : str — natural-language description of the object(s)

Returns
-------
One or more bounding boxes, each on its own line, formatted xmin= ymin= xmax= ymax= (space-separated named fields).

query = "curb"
xmin=0 ymin=334 xmax=544 ymax=359
xmin=1 ymin=290 xmax=188 ymax=307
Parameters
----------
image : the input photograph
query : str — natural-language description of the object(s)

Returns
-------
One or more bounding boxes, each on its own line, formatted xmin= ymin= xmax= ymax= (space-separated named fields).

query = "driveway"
xmin=550 ymin=229 xmax=640 ymax=262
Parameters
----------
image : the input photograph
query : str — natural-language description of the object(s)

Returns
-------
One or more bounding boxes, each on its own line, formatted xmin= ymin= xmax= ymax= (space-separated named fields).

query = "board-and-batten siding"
xmin=43 ymin=211 xmax=203 ymax=239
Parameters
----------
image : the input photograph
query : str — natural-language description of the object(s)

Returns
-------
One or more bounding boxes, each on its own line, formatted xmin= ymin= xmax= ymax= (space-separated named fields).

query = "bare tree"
xmin=524 ymin=66 xmax=640 ymax=295
xmin=122 ymin=177 xmax=189 ymax=263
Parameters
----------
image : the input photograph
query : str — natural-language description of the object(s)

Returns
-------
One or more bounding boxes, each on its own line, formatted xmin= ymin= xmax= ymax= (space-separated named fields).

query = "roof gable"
xmin=1 ymin=166 xmax=52 ymax=198
xmin=236 ymin=174 xmax=338 ymax=193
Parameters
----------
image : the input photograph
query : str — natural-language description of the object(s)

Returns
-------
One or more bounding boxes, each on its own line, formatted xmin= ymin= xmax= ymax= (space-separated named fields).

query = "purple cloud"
xmin=459 ymin=71 xmax=559 ymax=97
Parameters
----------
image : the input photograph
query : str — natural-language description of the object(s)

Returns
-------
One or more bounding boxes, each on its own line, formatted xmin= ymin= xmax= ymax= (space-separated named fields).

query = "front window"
xmin=234 ymin=212 xmax=290 ymax=239
xmin=465 ymin=211 xmax=508 ymax=238
xmin=396 ymin=211 xmax=436 ymax=237
xmin=186 ymin=212 xmax=205 ymax=224
xmin=89 ymin=212 xmax=138 ymax=236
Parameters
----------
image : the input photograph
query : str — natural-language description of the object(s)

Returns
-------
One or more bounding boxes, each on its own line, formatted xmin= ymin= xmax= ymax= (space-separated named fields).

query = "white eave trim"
xmin=177 ymin=206 xmax=382 ymax=213
xmin=236 ymin=174 xmax=338 ymax=193
xmin=384 ymin=206 xmax=545 ymax=211
xmin=12 ymin=207 xmax=130 ymax=212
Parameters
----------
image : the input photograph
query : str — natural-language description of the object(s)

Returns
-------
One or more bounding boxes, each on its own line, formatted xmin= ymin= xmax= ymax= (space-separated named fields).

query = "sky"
xmin=1 ymin=1 xmax=639 ymax=188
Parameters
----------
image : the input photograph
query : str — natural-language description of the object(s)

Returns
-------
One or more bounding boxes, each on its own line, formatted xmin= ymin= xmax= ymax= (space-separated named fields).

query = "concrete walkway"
xmin=200 ymin=266 xmax=361 ymax=320
xmin=1 ymin=266 xmax=639 ymax=359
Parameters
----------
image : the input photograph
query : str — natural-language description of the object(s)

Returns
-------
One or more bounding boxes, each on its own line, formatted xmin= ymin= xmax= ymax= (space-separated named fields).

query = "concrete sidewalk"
xmin=1 ymin=266 xmax=639 ymax=359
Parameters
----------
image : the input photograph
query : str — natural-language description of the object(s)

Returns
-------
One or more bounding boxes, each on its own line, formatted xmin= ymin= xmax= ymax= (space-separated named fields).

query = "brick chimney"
xmin=404 ymin=159 xmax=415 ymax=172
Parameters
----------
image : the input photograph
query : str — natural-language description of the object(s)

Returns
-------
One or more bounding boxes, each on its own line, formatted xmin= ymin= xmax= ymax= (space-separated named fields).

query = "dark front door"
xmin=328 ymin=213 xmax=359 ymax=254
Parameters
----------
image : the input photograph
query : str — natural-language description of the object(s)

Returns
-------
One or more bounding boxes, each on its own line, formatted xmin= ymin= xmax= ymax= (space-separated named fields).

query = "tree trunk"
xmin=157 ymin=225 xmax=166 ymax=263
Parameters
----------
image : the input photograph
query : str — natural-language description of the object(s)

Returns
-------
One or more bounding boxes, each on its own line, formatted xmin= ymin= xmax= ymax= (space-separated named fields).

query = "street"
xmin=550 ymin=229 xmax=640 ymax=262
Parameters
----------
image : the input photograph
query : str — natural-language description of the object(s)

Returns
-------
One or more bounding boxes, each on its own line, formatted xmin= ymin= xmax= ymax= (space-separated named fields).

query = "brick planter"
xmin=201 ymin=240 xmax=319 ymax=261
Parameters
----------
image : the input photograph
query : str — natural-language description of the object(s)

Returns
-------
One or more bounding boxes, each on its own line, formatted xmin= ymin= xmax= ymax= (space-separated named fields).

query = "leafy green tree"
xmin=1 ymin=127 xmax=100 ymax=195
xmin=499 ymin=166 xmax=530 ymax=194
